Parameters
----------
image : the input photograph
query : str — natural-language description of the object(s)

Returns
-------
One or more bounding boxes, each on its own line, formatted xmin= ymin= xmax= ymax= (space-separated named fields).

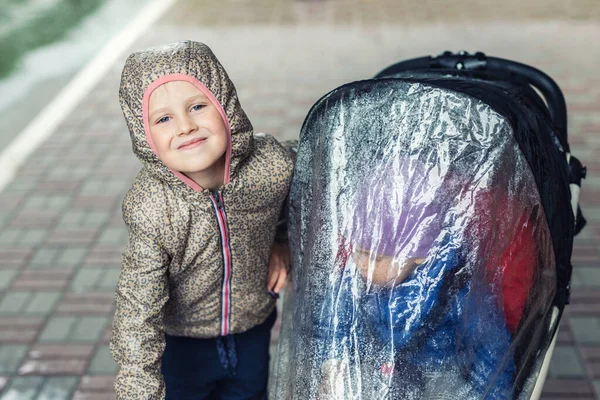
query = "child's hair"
xmin=350 ymin=155 xmax=444 ymax=259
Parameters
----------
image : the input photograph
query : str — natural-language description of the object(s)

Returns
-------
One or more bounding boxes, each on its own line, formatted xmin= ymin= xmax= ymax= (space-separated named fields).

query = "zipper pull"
xmin=211 ymin=191 xmax=224 ymax=210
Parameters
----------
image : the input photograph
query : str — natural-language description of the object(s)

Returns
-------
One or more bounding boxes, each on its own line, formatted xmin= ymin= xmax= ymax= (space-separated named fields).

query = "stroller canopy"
xmin=270 ymin=76 xmax=574 ymax=400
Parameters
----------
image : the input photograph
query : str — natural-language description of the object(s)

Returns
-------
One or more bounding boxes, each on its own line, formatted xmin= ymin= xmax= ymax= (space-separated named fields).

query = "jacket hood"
xmin=119 ymin=40 xmax=254 ymax=193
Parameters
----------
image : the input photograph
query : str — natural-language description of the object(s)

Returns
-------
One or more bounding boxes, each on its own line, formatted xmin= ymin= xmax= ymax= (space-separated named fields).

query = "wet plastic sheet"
xmin=270 ymin=80 xmax=556 ymax=400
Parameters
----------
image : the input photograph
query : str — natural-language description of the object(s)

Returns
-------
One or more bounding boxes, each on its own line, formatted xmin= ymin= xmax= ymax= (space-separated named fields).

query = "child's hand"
xmin=267 ymin=242 xmax=290 ymax=296
xmin=353 ymin=247 xmax=425 ymax=287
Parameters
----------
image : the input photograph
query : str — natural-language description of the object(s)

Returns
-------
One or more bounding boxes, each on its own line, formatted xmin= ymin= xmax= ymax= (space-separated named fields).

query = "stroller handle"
xmin=375 ymin=51 xmax=569 ymax=150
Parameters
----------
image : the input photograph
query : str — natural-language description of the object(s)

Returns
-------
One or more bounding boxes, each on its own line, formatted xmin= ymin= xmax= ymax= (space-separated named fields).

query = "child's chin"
xmin=179 ymin=161 xmax=214 ymax=174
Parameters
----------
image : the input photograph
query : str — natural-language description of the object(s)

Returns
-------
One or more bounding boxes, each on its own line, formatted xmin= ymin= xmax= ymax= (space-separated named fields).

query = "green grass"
xmin=0 ymin=0 xmax=104 ymax=78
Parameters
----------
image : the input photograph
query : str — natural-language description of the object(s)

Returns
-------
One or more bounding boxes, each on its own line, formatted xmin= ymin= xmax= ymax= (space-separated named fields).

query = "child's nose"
xmin=178 ymin=115 xmax=198 ymax=135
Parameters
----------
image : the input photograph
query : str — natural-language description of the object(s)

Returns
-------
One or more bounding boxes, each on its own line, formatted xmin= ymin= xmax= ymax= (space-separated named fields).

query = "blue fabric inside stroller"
xmin=269 ymin=51 xmax=586 ymax=400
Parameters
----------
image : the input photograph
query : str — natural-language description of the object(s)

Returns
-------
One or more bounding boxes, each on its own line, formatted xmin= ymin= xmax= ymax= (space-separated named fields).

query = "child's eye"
xmin=191 ymin=104 xmax=206 ymax=112
xmin=156 ymin=116 xmax=170 ymax=124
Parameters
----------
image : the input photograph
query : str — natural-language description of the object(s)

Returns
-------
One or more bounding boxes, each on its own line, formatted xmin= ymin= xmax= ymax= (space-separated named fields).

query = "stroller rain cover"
xmin=269 ymin=77 xmax=574 ymax=400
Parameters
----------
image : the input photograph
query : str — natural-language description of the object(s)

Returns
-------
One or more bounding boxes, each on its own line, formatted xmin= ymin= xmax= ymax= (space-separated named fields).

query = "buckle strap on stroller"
xmin=568 ymin=154 xmax=587 ymax=235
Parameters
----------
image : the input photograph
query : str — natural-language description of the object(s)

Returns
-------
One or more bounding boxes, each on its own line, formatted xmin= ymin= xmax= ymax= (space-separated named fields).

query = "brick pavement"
xmin=0 ymin=0 xmax=599 ymax=398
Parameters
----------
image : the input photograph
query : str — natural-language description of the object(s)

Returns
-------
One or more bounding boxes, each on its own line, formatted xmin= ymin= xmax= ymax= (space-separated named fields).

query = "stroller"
xmin=269 ymin=51 xmax=587 ymax=400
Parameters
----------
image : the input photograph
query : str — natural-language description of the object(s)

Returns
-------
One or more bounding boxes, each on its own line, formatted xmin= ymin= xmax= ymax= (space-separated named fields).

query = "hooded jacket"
xmin=315 ymin=238 xmax=515 ymax=399
xmin=110 ymin=41 xmax=293 ymax=399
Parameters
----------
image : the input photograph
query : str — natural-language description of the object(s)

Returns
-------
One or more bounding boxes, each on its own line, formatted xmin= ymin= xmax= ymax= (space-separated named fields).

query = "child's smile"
xmin=178 ymin=136 xmax=208 ymax=150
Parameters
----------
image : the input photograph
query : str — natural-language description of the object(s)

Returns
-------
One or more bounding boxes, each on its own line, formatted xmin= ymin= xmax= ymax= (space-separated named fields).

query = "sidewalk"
xmin=0 ymin=0 xmax=599 ymax=399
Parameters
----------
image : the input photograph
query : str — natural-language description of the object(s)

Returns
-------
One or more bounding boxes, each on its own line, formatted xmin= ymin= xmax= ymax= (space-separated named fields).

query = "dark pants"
xmin=161 ymin=310 xmax=276 ymax=400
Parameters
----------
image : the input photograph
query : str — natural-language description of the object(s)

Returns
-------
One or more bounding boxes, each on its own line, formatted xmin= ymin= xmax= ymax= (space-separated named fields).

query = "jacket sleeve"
xmin=466 ymin=294 xmax=516 ymax=399
xmin=110 ymin=202 xmax=170 ymax=400
xmin=368 ymin=243 xmax=462 ymax=348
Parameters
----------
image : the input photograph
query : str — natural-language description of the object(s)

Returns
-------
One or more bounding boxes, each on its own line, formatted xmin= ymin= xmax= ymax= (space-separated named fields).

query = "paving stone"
xmin=101 ymin=326 xmax=112 ymax=344
xmin=39 ymin=317 xmax=77 ymax=343
xmin=88 ymin=346 xmax=117 ymax=375
xmin=84 ymin=249 xmax=122 ymax=266
xmin=570 ymin=289 xmax=600 ymax=303
xmin=549 ymin=346 xmax=587 ymax=377
xmin=46 ymin=230 xmax=97 ymax=246
xmin=588 ymin=362 xmax=600 ymax=379
xmin=0 ymin=212 xmax=9 ymax=228
xmin=19 ymin=344 xmax=92 ymax=375
xmin=569 ymin=303 xmax=600 ymax=316
xmin=0 ymin=317 xmax=45 ymax=329
xmin=21 ymin=195 xmax=70 ymax=212
xmin=97 ymin=229 xmax=126 ymax=246
xmin=55 ymin=248 xmax=88 ymax=268
xmin=581 ymin=347 xmax=600 ymax=362
xmin=19 ymin=359 xmax=87 ymax=376
xmin=11 ymin=270 xmax=72 ymax=290
xmin=0 ymin=250 xmax=31 ymax=269
xmin=106 ymin=181 xmax=129 ymax=194
xmin=19 ymin=230 xmax=49 ymax=247
xmin=77 ymin=376 xmax=114 ymax=391
xmin=0 ymin=230 xmax=22 ymax=246
xmin=84 ymin=212 xmax=111 ymax=229
xmin=72 ymin=391 xmax=116 ymax=400
xmin=0 ymin=196 xmax=25 ymax=213
xmin=542 ymin=378 xmax=596 ymax=396
xmin=98 ymin=270 xmax=121 ymax=291
xmin=70 ymin=270 xmax=104 ymax=293
xmin=29 ymin=248 xmax=61 ymax=268
xmin=578 ymin=268 xmax=600 ymax=287
xmin=73 ymin=196 xmax=119 ymax=210
xmin=0 ymin=345 xmax=28 ymax=374
xmin=56 ymin=293 xmax=114 ymax=315
xmin=557 ymin=324 xmax=576 ymax=345
xmin=59 ymin=211 xmax=85 ymax=228
xmin=50 ymin=168 xmax=82 ymax=180
xmin=593 ymin=381 xmax=600 ymax=400
xmin=70 ymin=317 xmax=109 ymax=343
xmin=29 ymin=344 xmax=95 ymax=360
xmin=36 ymin=377 xmax=78 ymax=400
xmin=0 ymin=322 xmax=39 ymax=344
xmin=36 ymin=175 xmax=80 ymax=190
xmin=1 ymin=182 xmax=36 ymax=193
xmin=24 ymin=292 xmax=62 ymax=316
xmin=0 ymin=376 xmax=44 ymax=400
xmin=0 ymin=270 xmax=19 ymax=291
xmin=570 ymin=317 xmax=600 ymax=344
xmin=80 ymin=181 xmax=104 ymax=195
xmin=48 ymin=196 xmax=72 ymax=210
xmin=0 ymin=292 xmax=31 ymax=315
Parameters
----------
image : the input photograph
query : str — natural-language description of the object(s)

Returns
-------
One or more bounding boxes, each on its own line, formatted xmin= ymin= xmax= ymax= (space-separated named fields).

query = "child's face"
xmin=147 ymin=81 xmax=228 ymax=177
xmin=352 ymin=247 xmax=425 ymax=287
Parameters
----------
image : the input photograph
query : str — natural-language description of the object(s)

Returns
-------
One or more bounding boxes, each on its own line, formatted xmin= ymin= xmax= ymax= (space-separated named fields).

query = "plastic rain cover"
xmin=269 ymin=79 xmax=556 ymax=400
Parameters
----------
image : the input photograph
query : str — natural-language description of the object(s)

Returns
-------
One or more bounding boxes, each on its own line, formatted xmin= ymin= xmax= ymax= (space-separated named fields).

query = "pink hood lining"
xmin=142 ymin=73 xmax=232 ymax=192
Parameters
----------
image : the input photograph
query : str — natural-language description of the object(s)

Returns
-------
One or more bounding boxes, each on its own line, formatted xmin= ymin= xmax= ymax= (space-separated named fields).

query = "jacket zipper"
xmin=209 ymin=190 xmax=233 ymax=336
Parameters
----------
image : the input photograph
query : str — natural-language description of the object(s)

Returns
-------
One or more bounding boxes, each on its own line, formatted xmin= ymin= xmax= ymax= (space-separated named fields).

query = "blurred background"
xmin=0 ymin=0 xmax=599 ymax=398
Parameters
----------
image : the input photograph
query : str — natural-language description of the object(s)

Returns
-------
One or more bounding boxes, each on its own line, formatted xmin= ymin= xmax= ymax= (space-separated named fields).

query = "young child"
xmin=316 ymin=157 xmax=516 ymax=399
xmin=110 ymin=41 xmax=294 ymax=399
